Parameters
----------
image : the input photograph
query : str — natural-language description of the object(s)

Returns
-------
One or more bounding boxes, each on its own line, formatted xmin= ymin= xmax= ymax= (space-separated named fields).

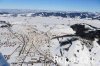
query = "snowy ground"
xmin=0 ymin=14 xmax=100 ymax=66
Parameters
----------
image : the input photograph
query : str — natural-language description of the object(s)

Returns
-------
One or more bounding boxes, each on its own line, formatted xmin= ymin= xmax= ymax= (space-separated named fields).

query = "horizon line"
xmin=0 ymin=8 xmax=99 ymax=13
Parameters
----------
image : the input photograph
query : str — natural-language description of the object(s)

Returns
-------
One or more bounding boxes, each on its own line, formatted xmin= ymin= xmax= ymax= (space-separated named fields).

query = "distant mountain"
xmin=0 ymin=9 xmax=100 ymax=20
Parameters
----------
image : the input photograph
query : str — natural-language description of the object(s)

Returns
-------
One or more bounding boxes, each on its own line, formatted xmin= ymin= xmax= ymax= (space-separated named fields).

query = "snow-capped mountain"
xmin=0 ymin=9 xmax=100 ymax=20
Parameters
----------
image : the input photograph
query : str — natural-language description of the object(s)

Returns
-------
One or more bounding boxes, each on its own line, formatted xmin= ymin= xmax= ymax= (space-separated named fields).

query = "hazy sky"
xmin=0 ymin=0 xmax=100 ymax=12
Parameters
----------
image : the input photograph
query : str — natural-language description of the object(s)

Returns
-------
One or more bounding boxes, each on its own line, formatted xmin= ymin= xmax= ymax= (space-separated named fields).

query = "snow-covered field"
xmin=0 ymin=13 xmax=100 ymax=66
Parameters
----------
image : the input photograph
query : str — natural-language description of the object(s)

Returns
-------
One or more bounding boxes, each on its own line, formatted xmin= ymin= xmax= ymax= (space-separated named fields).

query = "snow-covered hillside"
xmin=0 ymin=11 xmax=100 ymax=66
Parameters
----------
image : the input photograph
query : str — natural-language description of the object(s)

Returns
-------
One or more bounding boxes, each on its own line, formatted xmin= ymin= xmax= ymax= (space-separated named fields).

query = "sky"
xmin=0 ymin=0 xmax=100 ymax=12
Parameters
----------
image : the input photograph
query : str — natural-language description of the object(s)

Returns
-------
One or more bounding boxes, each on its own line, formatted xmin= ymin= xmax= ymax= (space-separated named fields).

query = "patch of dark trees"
xmin=57 ymin=38 xmax=78 ymax=52
xmin=0 ymin=21 xmax=12 ymax=28
xmin=70 ymin=24 xmax=100 ymax=41
xmin=59 ymin=38 xmax=78 ymax=47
